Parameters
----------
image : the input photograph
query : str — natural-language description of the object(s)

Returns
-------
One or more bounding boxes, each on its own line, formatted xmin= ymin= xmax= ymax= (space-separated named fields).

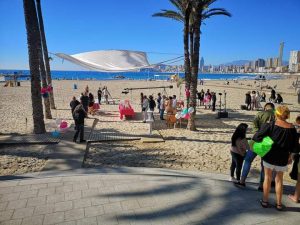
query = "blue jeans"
xmin=241 ymin=150 xmax=264 ymax=184
xmin=160 ymin=109 xmax=165 ymax=120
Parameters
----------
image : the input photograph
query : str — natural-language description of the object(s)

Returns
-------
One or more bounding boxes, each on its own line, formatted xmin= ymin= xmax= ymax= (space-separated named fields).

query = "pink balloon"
xmin=60 ymin=121 xmax=68 ymax=129
xmin=184 ymin=114 xmax=190 ymax=119
xmin=41 ymin=87 xmax=47 ymax=94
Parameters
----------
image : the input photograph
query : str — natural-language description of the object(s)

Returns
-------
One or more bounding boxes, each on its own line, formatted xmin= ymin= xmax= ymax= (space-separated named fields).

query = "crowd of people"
xmin=245 ymin=89 xmax=283 ymax=110
xmin=230 ymin=103 xmax=300 ymax=210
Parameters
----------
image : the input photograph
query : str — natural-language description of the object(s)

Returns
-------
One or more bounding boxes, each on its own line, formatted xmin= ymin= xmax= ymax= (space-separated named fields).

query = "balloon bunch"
xmin=41 ymin=85 xmax=53 ymax=98
xmin=50 ymin=119 xmax=69 ymax=137
xmin=175 ymin=107 xmax=194 ymax=120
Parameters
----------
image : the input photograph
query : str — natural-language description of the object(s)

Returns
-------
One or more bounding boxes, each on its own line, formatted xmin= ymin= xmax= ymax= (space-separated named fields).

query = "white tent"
xmin=55 ymin=50 xmax=151 ymax=72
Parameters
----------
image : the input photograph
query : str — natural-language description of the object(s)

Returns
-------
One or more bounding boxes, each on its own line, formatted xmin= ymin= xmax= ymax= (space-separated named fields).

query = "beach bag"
xmin=252 ymin=122 xmax=275 ymax=157
xmin=252 ymin=136 xmax=274 ymax=157
xmin=290 ymin=154 xmax=299 ymax=180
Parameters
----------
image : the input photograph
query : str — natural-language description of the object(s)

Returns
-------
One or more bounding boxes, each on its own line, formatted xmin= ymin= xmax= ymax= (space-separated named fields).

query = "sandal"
xmin=276 ymin=204 xmax=285 ymax=211
xmin=260 ymin=199 xmax=269 ymax=208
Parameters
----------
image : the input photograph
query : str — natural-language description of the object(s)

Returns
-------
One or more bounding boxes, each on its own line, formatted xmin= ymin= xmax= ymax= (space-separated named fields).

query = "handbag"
xmin=252 ymin=122 xmax=275 ymax=157
xmin=252 ymin=136 xmax=274 ymax=157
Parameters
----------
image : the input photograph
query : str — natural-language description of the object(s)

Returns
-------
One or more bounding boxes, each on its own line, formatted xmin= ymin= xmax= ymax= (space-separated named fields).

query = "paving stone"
xmin=64 ymin=191 xmax=82 ymax=201
xmin=54 ymin=201 xmax=73 ymax=212
xmin=19 ymin=189 xmax=38 ymax=199
xmin=0 ymin=210 xmax=14 ymax=222
xmin=81 ymin=188 xmax=99 ymax=198
xmin=21 ymin=215 xmax=44 ymax=225
xmin=13 ymin=185 xmax=31 ymax=193
xmin=26 ymin=196 xmax=46 ymax=207
xmin=87 ymin=180 xmax=104 ymax=189
xmin=121 ymin=199 xmax=141 ymax=211
xmin=33 ymin=204 xmax=54 ymax=215
xmin=38 ymin=187 xmax=56 ymax=197
xmin=46 ymin=193 xmax=65 ymax=204
xmin=84 ymin=205 xmax=104 ymax=217
xmin=1 ymin=192 xmax=20 ymax=202
xmin=0 ymin=219 xmax=22 ymax=225
xmin=73 ymin=199 xmax=91 ymax=209
xmin=76 ymin=216 xmax=97 ymax=225
xmin=64 ymin=208 xmax=84 ymax=221
xmin=12 ymin=207 xmax=34 ymax=219
xmin=103 ymin=202 xmax=122 ymax=214
xmin=43 ymin=211 xmax=65 ymax=225
xmin=90 ymin=197 xmax=109 ymax=206
xmin=97 ymin=213 xmax=119 ymax=225
xmin=0 ymin=187 xmax=12 ymax=194
xmin=47 ymin=182 xmax=64 ymax=188
xmin=30 ymin=183 xmax=47 ymax=190
xmin=7 ymin=199 xmax=27 ymax=210
xmin=55 ymin=185 xmax=73 ymax=194
xmin=0 ymin=181 xmax=18 ymax=188
xmin=0 ymin=201 xmax=8 ymax=211
xmin=72 ymin=183 xmax=89 ymax=191
xmin=56 ymin=221 xmax=76 ymax=225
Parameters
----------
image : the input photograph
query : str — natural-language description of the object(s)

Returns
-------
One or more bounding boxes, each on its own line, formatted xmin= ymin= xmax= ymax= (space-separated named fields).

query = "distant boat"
xmin=254 ymin=75 xmax=266 ymax=81
xmin=114 ymin=75 xmax=125 ymax=79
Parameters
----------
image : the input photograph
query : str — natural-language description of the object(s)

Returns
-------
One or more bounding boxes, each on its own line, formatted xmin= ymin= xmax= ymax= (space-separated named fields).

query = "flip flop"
xmin=276 ymin=204 xmax=286 ymax=211
xmin=260 ymin=199 xmax=269 ymax=208
xmin=288 ymin=194 xmax=299 ymax=203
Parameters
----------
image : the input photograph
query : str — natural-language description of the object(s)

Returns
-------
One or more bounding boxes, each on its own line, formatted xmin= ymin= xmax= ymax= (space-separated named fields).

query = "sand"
xmin=0 ymin=75 xmax=299 ymax=178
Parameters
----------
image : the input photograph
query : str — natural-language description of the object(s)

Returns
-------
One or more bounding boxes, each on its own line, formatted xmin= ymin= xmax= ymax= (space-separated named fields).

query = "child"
xmin=288 ymin=115 xmax=300 ymax=203
xmin=230 ymin=123 xmax=249 ymax=185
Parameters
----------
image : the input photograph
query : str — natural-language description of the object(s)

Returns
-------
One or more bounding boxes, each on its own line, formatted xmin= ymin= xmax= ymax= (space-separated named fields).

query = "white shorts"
xmin=263 ymin=161 xmax=288 ymax=172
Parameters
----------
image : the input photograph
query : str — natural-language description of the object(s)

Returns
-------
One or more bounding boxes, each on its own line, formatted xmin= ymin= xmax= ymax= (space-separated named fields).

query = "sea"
xmin=0 ymin=69 xmax=282 ymax=81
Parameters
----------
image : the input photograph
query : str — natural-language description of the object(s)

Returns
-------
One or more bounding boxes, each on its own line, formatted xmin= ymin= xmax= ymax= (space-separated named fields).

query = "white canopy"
xmin=55 ymin=50 xmax=151 ymax=72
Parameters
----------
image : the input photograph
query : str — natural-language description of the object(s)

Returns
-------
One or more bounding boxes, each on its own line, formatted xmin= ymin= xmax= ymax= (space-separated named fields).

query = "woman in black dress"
xmin=253 ymin=106 xmax=299 ymax=210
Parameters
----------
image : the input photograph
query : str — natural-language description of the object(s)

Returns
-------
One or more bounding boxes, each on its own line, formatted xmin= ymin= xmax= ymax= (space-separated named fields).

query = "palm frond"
xmin=152 ymin=10 xmax=184 ymax=22
xmin=203 ymin=9 xmax=231 ymax=20
xmin=170 ymin=0 xmax=185 ymax=15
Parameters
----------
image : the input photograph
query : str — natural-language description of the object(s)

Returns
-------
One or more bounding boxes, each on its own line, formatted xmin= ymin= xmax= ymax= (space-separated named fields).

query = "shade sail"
xmin=55 ymin=50 xmax=151 ymax=72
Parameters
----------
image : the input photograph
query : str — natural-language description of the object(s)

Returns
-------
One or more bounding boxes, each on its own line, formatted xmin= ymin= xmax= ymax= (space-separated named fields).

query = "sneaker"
xmin=229 ymin=177 xmax=237 ymax=182
xmin=234 ymin=181 xmax=246 ymax=188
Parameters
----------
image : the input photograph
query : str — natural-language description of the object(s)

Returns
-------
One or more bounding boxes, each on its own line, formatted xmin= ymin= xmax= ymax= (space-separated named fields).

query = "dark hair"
xmin=231 ymin=123 xmax=248 ymax=146
xmin=149 ymin=95 xmax=153 ymax=100
xmin=296 ymin=115 xmax=300 ymax=123
xmin=264 ymin=102 xmax=275 ymax=110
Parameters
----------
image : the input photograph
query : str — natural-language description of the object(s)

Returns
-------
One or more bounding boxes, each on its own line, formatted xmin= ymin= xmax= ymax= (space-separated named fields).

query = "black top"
xmin=245 ymin=94 xmax=251 ymax=104
xmin=73 ymin=105 xmax=86 ymax=125
xmin=253 ymin=122 xmax=299 ymax=166
xmin=97 ymin=89 xmax=102 ymax=96
xmin=149 ymin=99 xmax=156 ymax=110
xmin=70 ymin=100 xmax=80 ymax=113
xmin=80 ymin=95 xmax=89 ymax=107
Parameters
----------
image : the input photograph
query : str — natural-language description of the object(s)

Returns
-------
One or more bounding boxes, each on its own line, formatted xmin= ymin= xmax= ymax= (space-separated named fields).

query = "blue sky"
xmin=0 ymin=0 xmax=299 ymax=70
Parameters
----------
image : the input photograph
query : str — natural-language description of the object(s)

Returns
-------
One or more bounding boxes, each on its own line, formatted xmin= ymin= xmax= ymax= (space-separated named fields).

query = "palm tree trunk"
xmin=187 ymin=9 xmax=201 ymax=131
xmin=183 ymin=4 xmax=192 ymax=107
xmin=23 ymin=0 xmax=46 ymax=134
xmin=39 ymin=58 xmax=52 ymax=119
xmin=36 ymin=0 xmax=56 ymax=109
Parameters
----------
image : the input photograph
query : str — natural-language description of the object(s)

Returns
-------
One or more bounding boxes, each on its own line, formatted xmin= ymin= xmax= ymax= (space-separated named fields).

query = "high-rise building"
xmin=278 ymin=42 xmax=284 ymax=67
xmin=273 ymin=57 xmax=280 ymax=68
xmin=289 ymin=51 xmax=300 ymax=72
xmin=266 ymin=58 xmax=273 ymax=68
xmin=255 ymin=59 xmax=265 ymax=68
xmin=200 ymin=57 xmax=204 ymax=72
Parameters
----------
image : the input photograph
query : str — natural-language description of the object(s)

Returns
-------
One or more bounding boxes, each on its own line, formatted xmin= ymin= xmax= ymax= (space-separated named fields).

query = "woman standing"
xmin=142 ymin=95 xmax=149 ymax=123
xmin=230 ymin=123 xmax=249 ymax=183
xmin=245 ymin=92 xmax=251 ymax=110
xmin=253 ymin=106 xmax=299 ymax=210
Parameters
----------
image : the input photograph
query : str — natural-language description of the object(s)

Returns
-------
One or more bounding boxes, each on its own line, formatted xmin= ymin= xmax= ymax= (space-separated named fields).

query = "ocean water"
xmin=0 ymin=69 xmax=282 ymax=81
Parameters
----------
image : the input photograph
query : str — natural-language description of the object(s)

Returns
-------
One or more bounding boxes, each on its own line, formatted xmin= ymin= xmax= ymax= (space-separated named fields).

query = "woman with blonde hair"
xmin=253 ymin=105 xmax=299 ymax=210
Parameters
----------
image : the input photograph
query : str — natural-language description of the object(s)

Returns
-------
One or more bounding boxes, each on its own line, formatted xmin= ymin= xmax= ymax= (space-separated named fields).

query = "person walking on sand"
xmin=80 ymin=91 xmax=89 ymax=115
xmin=157 ymin=93 xmax=161 ymax=113
xmin=230 ymin=123 xmax=249 ymax=183
xmin=103 ymin=86 xmax=109 ymax=104
xmin=251 ymin=91 xmax=256 ymax=110
xmin=245 ymin=91 xmax=251 ymax=110
xmin=254 ymin=106 xmax=298 ymax=210
xmin=142 ymin=95 xmax=149 ymax=122
xmin=73 ymin=101 xmax=87 ymax=143
xmin=97 ymin=87 xmax=102 ymax=104
xmin=211 ymin=92 xmax=217 ymax=112
xmin=140 ymin=92 xmax=144 ymax=111
xmin=159 ymin=95 xmax=166 ymax=120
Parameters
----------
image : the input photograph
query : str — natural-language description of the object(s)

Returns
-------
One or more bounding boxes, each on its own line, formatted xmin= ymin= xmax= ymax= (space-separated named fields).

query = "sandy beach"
xmin=0 ymin=75 xmax=299 ymax=178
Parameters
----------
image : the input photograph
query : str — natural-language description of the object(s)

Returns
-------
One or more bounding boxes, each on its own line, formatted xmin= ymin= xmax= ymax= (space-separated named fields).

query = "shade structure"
xmin=55 ymin=50 xmax=151 ymax=72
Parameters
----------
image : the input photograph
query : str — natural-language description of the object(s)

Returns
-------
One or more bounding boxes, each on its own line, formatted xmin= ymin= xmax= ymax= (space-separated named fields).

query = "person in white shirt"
xmin=142 ymin=95 xmax=149 ymax=122
xmin=172 ymin=95 xmax=177 ymax=109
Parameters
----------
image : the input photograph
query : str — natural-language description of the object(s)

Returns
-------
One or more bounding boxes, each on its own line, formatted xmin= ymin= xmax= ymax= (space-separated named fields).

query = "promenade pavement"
xmin=0 ymin=167 xmax=299 ymax=225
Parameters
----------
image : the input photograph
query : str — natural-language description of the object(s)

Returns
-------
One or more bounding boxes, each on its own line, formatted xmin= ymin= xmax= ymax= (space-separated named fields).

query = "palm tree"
xmin=153 ymin=0 xmax=192 ymax=92
xmin=23 ymin=0 xmax=46 ymax=133
xmin=187 ymin=0 xmax=231 ymax=130
xmin=36 ymin=0 xmax=56 ymax=109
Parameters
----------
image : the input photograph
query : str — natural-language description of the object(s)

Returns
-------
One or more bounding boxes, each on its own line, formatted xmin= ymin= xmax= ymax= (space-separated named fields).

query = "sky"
xmin=0 ymin=0 xmax=300 ymax=70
